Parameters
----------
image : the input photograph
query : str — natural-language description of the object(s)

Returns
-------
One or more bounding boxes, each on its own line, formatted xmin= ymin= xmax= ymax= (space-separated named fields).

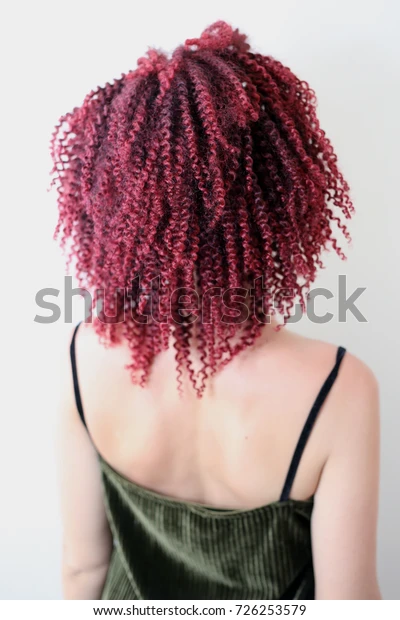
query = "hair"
xmin=49 ymin=20 xmax=353 ymax=397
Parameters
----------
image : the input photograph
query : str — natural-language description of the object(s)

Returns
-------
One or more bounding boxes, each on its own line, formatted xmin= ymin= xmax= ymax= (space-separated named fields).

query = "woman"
xmin=52 ymin=21 xmax=381 ymax=600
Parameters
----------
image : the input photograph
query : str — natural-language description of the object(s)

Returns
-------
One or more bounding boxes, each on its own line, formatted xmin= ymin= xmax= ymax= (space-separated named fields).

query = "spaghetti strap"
xmin=69 ymin=321 xmax=86 ymax=429
xmin=279 ymin=346 xmax=347 ymax=502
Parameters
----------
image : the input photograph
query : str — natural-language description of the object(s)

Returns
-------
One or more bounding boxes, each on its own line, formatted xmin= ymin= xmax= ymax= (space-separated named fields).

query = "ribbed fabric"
xmin=99 ymin=456 xmax=315 ymax=600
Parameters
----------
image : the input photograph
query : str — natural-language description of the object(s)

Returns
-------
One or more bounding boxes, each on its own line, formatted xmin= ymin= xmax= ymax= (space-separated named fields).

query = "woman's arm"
xmin=57 ymin=329 xmax=113 ymax=600
xmin=312 ymin=354 xmax=381 ymax=599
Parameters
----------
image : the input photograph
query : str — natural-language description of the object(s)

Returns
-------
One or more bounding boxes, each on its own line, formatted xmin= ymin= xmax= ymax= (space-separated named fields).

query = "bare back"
xmin=72 ymin=322 xmax=353 ymax=509
xmin=60 ymin=321 xmax=381 ymax=599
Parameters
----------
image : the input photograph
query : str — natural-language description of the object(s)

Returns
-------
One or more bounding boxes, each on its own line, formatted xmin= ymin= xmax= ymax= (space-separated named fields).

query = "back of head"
xmin=50 ymin=20 xmax=353 ymax=397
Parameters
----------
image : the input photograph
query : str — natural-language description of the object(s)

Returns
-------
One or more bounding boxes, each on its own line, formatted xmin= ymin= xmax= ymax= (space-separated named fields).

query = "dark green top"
xmin=70 ymin=323 xmax=346 ymax=600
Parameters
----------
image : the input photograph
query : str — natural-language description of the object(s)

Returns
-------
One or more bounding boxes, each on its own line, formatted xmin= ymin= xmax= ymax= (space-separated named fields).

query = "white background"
xmin=0 ymin=0 xmax=399 ymax=599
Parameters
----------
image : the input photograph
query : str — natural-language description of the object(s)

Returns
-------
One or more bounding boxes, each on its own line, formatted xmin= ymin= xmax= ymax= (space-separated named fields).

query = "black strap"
xmin=70 ymin=321 xmax=87 ymax=429
xmin=279 ymin=346 xmax=347 ymax=502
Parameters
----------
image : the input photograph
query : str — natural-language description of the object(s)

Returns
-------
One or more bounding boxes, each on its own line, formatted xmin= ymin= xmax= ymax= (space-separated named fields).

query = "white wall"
xmin=1 ymin=0 xmax=399 ymax=599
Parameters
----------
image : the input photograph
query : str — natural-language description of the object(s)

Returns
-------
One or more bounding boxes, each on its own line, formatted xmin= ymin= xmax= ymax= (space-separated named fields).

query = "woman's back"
xmin=73 ymin=322 xmax=346 ymax=508
xmin=62 ymin=321 xmax=380 ymax=599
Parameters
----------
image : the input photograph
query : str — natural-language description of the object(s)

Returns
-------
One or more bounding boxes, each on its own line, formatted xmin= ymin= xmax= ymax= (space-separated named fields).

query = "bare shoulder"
xmin=273 ymin=330 xmax=380 ymax=422
xmin=58 ymin=321 xmax=117 ymax=430
xmin=289 ymin=335 xmax=380 ymax=475
xmin=65 ymin=320 xmax=134 ymax=410
xmin=58 ymin=322 xmax=101 ymax=406
xmin=338 ymin=347 xmax=379 ymax=392
xmin=71 ymin=320 xmax=128 ymax=354
xmin=294 ymin=333 xmax=380 ymax=439
xmin=332 ymin=347 xmax=380 ymax=442
xmin=285 ymin=330 xmax=378 ymax=395
xmin=57 ymin=323 xmax=81 ymax=406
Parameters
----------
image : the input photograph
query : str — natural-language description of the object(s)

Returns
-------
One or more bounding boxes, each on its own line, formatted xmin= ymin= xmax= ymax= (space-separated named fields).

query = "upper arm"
xmin=57 ymin=327 xmax=113 ymax=579
xmin=311 ymin=354 xmax=381 ymax=600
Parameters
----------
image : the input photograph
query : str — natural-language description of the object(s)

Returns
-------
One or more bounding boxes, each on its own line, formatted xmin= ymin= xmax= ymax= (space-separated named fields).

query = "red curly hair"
xmin=49 ymin=20 xmax=353 ymax=397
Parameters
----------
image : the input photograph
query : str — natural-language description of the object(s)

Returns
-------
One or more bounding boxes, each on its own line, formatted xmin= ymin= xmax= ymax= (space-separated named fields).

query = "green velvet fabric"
xmin=99 ymin=455 xmax=315 ymax=600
